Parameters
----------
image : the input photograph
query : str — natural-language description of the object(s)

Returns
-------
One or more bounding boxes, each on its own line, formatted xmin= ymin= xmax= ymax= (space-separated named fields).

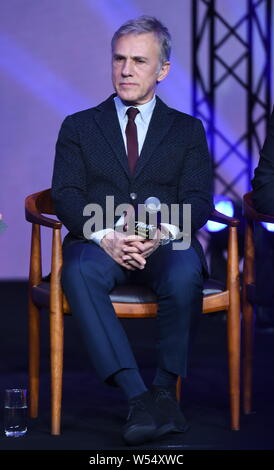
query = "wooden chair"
xmin=242 ymin=190 xmax=274 ymax=415
xmin=25 ymin=188 xmax=241 ymax=435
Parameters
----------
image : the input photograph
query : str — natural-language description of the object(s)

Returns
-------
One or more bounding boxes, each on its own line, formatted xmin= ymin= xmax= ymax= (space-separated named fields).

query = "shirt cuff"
xmin=160 ymin=223 xmax=179 ymax=240
xmin=90 ymin=224 xmax=179 ymax=246
xmin=90 ymin=228 xmax=114 ymax=246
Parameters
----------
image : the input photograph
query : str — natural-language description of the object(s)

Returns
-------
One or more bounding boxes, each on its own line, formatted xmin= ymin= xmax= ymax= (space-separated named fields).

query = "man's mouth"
xmin=120 ymin=83 xmax=138 ymax=87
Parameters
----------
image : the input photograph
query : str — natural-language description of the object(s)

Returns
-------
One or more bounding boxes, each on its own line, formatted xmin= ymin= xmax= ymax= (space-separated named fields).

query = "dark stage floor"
xmin=0 ymin=281 xmax=274 ymax=456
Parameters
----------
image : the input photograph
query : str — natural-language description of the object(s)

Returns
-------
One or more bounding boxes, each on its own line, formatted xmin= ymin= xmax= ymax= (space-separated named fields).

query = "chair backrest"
xmin=243 ymin=191 xmax=264 ymax=222
xmin=25 ymin=189 xmax=62 ymax=229
xmin=35 ymin=189 xmax=55 ymax=215
xmin=243 ymin=191 xmax=274 ymax=223
xmin=27 ymin=188 xmax=240 ymax=226
xmin=27 ymin=189 xmax=54 ymax=215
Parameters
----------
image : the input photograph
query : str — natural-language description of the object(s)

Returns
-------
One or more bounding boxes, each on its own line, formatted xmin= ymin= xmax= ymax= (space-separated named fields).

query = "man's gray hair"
xmin=111 ymin=16 xmax=171 ymax=65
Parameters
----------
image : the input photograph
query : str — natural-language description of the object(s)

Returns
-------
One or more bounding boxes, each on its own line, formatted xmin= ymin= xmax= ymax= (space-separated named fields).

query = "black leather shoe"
xmin=123 ymin=390 xmax=174 ymax=446
xmin=151 ymin=385 xmax=190 ymax=433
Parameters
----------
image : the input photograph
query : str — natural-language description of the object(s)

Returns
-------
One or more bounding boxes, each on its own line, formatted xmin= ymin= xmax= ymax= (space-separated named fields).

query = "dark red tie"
xmin=126 ymin=107 xmax=139 ymax=175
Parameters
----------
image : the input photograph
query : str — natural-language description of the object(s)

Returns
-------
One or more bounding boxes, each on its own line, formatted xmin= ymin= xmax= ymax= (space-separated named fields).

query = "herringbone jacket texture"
xmin=51 ymin=94 xmax=214 ymax=272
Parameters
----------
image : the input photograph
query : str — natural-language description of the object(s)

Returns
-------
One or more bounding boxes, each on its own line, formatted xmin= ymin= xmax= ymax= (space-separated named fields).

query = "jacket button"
xmin=130 ymin=192 xmax=137 ymax=200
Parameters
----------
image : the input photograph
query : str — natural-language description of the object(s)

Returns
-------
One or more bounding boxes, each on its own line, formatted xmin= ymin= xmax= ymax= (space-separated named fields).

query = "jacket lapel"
xmin=134 ymin=96 xmax=176 ymax=180
xmin=93 ymin=94 xmax=176 ymax=180
xmin=94 ymin=94 xmax=130 ymax=178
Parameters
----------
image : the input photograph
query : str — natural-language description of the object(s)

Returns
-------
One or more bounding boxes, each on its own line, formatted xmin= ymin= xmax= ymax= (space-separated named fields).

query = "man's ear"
xmin=156 ymin=61 xmax=170 ymax=83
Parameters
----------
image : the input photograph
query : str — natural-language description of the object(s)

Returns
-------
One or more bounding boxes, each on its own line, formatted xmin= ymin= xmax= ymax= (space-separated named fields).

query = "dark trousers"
xmin=61 ymin=240 xmax=204 ymax=384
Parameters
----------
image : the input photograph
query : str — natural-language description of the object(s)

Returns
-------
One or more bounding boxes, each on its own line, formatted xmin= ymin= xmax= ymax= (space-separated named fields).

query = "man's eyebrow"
xmin=113 ymin=53 xmax=148 ymax=60
xmin=132 ymin=55 xmax=148 ymax=60
xmin=113 ymin=53 xmax=125 ymax=58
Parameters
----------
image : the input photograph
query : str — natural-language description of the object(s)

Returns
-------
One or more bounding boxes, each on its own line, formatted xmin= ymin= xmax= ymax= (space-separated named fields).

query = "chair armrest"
xmin=25 ymin=193 xmax=62 ymax=229
xmin=25 ymin=190 xmax=239 ymax=230
xmin=209 ymin=209 xmax=239 ymax=227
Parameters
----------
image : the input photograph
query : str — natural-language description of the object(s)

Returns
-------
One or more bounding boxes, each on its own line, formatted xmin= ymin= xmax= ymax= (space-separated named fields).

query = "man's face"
xmin=112 ymin=32 xmax=170 ymax=105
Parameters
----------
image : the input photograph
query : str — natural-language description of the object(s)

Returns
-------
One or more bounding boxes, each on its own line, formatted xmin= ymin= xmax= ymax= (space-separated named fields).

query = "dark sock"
xmin=113 ymin=368 xmax=148 ymax=401
xmin=153 ymin=368 xmax=178 ymax=389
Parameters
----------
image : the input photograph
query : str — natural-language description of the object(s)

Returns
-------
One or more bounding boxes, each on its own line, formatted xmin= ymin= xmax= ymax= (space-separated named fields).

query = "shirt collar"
xmin=114 ymin=95 xmax=156 ymax=124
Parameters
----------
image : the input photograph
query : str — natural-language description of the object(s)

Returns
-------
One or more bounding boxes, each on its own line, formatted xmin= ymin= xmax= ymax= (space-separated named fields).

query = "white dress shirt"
xmin=90 ymin=95 xmax=179 ymax=245
xmin=114 ymin=94 xmax=156 ymax=155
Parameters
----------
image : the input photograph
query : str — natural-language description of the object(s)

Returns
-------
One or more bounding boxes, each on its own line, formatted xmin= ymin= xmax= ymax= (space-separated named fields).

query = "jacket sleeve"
xmin=51 ymin=115 xmax=90 ymax=237
xmin=178 ymin=118 xmax=214 ymax=234
xmin=251 ymin=108 xmax=274 ymax=215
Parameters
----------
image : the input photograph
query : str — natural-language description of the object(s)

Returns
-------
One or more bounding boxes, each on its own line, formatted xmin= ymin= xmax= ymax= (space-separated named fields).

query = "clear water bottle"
xmin=4 ymin=389 xmax=27 ymax=437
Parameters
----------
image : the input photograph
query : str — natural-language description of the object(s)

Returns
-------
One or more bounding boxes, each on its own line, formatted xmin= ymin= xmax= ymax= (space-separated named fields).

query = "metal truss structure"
xmin=192 ymin=0 xmax=272 ymax=201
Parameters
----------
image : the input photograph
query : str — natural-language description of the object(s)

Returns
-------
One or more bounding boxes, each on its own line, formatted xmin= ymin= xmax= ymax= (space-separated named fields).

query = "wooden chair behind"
xmin=242 ymin=190 xmax=274 ymax=414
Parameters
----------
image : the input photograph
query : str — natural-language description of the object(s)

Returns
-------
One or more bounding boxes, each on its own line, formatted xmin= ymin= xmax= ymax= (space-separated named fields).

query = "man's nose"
xmin=121 ymin=59 xmax=133 ymax=76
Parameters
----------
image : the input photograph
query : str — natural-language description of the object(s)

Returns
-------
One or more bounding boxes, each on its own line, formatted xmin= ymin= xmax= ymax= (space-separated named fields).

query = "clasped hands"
xmin=100 ymin=229 xmax=164 ymax=270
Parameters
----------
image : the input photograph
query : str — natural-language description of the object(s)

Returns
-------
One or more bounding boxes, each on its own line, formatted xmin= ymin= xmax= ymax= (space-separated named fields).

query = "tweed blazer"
xmin=51 ymin=94 xmax=214 ymax=272
xmin=252 ymin=107 xmax=274 ymax=215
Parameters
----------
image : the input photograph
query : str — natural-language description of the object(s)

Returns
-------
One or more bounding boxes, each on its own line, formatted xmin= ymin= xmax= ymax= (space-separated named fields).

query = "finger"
xmin=129 ymin=241 xmax=146 ymax=252
xmin=125 ymin=259 xmax=145 ymax=269
xmin=138 ymin=241 xmax=158 ymax=254
xmin=129 ymin=252 xmax=146 ymax=266
xmin=121 ymin=261 xmax=135 ymax=271
xmin=142 ymin=242 xmax=160 ymax=258
xmin=124 ymin=234 xmax=146 ymax=243
xmin=126 ymin=240 xmax=156 ymax=254
xmin=141 ymin=249 xmax=153 ymax=258
xmin=122 ymin=245 xmax=140 ymax=253
xmin=122 ymin=254 xmax=142 ymax=263
xmin=124 ymin=258 xmax=145 ymax=269
xmin=122 ymin=253 xmax=146 ymax=268
xmin=139 ymin=239 xmax=155 ymax=248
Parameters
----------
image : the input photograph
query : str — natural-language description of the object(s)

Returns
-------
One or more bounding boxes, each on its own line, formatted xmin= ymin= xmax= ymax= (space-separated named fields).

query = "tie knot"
xmin=127 ymin=107 xmax=139 ymax=121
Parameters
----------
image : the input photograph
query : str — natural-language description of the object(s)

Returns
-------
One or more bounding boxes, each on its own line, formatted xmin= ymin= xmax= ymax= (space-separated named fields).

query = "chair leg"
xmin=50 ymin=308 xmax=64 ymax=435
xmin=176 ymin=376 xmax=182 ymax=402
xmin=28 ymin=298 xmax=40 ymax=418
xmin=242 ymin=300 xmax=254 ymax=414
xmin=28 ymin=223 xmax=42 ymax=419
xmin=227 ymin=303 xmax=240 ymax=430
xmin=50 ymin=228 xmax=64 ymax=435
xmin=227 ymin=225 xmax=241 ymax=430
xmin=242 ymin=219 xmax=255 ymax=415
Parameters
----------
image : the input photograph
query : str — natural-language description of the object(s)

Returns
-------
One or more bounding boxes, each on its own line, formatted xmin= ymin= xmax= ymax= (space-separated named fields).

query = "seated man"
xmin=252 ymin=107 xmax=274 ymax=215
xmin=251 ymin=107 xmax=274 ymax=325
xmin=51 ymin=16 xmax=213 ymax=445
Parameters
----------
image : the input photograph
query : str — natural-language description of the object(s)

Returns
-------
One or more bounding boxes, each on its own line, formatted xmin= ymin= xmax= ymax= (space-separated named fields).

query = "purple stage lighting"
xmin=261 ymin=222 xmax=274 ymax=232
xmin=206 ymin=196 xmax=234 ymax=232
